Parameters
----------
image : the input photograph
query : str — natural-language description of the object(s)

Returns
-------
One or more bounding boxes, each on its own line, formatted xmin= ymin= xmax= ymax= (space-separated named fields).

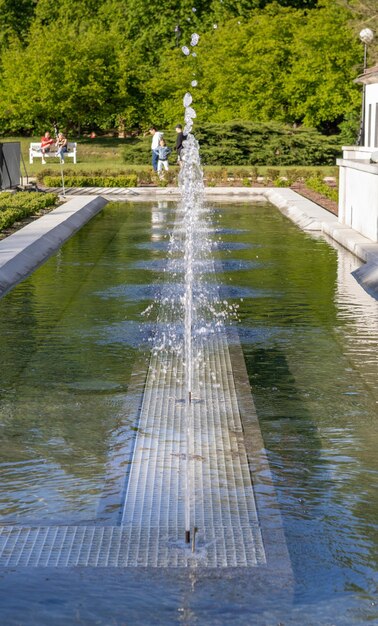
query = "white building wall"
xmin=364 ymin=83 xmax=378 ymax=147
xmin=338 ymin=161 xmax=378 ymax=241
xmin=337 ymin=75 xmax=378 ymax=243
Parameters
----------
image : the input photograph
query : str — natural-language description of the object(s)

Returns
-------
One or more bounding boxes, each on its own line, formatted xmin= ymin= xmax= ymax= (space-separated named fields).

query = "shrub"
xmin=120 ymin=122 xmax=342 ymax=167
xmin=305 ymin=176 xmax=338 ymax=202
xmin=0 ymin=192 xmax=58 ymax=231
xmin=43 ymin=174 xmax=138 ymax=187
xmin=273 ymin=177 xmax=291 ymax=187
xmin=266 ymin=168 xmax=281 ymax=182
xmin=195 ymin=120 xmax=342 ymax=166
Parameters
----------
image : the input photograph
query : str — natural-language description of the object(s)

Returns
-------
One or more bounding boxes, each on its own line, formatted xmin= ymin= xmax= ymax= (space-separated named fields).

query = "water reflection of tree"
xmin=0 ymin=202 xmax=153 ymax=497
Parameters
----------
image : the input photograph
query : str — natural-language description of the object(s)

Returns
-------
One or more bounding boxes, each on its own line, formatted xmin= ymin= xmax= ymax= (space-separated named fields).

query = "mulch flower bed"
xmin=291 ymin=182 xmax=338 ymax=216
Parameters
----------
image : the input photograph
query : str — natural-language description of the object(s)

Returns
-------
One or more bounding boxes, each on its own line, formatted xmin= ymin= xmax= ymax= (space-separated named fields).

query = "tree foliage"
xmin=0 ymin=0 xmax=36 ymax=47
xmin=0 ymin=0 xmax=369 ymax=138
xmin=121 ymin=120 xmax=341 ymax=165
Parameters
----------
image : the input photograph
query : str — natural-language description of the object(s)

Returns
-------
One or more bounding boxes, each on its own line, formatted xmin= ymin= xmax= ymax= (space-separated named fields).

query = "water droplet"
xmin=192 ymin=7 xmax=197 ymax=11
xmin=213 ymin=24 xmax=218 ymax=29
xmin=185 ymin=106 xmax=197 ymax=120
xmin=191 ymin=80 xmax=198 ymax=87
xmin=183 ymin=92 xmax=193 ymax=107
xmin=191 ymin=33 xmax=200 ymax=46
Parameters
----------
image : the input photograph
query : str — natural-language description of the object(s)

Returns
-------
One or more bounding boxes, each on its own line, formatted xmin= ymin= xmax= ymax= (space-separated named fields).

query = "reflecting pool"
xmin=0 ymin=200 xmax=377 ymax=625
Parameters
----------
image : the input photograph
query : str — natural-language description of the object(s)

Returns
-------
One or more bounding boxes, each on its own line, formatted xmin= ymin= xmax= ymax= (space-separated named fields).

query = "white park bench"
xmin=29 ymin=142 xmax=77 ymax=164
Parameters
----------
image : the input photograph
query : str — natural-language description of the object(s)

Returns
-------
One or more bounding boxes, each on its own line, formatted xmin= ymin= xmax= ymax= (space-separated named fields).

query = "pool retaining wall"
xmin=1 ymin=187 xmax=378 ymax=300
xmin=0 ymin=194 xmax=107 ymax=298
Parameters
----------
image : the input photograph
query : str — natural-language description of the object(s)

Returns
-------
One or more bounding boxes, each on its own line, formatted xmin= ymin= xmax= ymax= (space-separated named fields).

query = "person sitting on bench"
xmin=40 ymin=131 xmax=55 ymax=164
xmin=55 ymin=132 xmax=68 ymax=164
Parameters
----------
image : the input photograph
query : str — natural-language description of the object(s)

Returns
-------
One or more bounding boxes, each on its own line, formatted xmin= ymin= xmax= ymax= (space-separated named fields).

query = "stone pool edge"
xmin=1 ymin=187 xmax=378 ymax=299
xmin=99 ymin=185 xmax=378 ymax=299
xmin=0 ymin=194 xmax=107 ymax=298
xmin=263 ymin=187 xmax=378 ymax=300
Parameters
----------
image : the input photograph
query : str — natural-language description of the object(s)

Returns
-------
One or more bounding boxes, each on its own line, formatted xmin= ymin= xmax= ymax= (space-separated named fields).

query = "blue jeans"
xmin=57 ymin=146 xmax=68 ymax=162
xmin=152 ymin=150 xmax=159 ymax=172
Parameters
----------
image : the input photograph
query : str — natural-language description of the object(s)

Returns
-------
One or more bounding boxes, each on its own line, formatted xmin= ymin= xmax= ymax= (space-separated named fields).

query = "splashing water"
xmin=190 ymin=33 xmax=200 ymax=46
xmin=183 ymin=92 xmax=193 ymax=107
xmin=147 ymin=20 xmax=234 ymax=545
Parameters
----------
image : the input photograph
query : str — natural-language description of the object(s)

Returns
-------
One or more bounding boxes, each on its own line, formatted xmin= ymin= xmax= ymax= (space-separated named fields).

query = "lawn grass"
xmin=2 ymin=136 xmax=338 ymax=180
xmin=9 ymin=136 xmax=133 ymax=177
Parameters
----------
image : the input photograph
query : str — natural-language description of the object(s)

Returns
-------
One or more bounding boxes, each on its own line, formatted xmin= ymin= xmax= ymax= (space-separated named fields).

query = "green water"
xmin=0 ymin=200 xmax=377 ymax=625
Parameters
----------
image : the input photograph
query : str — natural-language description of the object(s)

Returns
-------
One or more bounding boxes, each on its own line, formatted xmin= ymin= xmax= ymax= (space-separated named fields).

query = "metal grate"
xmin=0 ymin=524 xmax=263 ymax=568
xmin=0 ymin=203 xmax=291 ymax=571
xmin=120 ymin=329 xmax=266 ymax=567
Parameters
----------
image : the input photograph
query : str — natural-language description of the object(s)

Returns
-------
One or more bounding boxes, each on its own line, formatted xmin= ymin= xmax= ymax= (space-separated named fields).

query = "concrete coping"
xmin=337 ymin=158 xmax=378 ymax=174
xmin=0 ymin=194 xmax=107 ymax=298
xmin=1 ymin=186 xmax=378 ymax=300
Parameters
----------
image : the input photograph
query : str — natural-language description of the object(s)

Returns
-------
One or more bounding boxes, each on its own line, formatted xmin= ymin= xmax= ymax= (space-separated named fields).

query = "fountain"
xmin=0 ymin=12 xmax=291 ymax=575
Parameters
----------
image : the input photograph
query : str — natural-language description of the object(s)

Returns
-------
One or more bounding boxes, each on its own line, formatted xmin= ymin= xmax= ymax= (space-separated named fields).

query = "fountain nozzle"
xmin=185 ymin=530 xmax=191 ymax=544
xmin=188 ymin=391 xmax=192 ymax=403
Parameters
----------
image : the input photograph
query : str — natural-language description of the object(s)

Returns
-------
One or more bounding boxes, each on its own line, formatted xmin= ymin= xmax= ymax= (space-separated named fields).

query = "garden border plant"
xmin=0 ymin=192 xmax=58 ymax=233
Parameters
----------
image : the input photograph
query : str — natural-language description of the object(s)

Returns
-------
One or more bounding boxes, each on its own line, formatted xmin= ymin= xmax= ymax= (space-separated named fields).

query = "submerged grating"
xmin=0 ymin=328 xmax=271 ymax=568
xmin=0 ymin=204 xmax=291 ymax=571
xmin=119 ymin=329 xmax=266 ymax=567
xmin=0 ymin=524 xmax=262 ymax=568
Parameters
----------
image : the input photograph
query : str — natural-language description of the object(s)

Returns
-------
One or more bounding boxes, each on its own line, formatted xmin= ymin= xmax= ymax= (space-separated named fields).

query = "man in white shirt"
xmin=149 ymin=126 xmax=163 ymax=172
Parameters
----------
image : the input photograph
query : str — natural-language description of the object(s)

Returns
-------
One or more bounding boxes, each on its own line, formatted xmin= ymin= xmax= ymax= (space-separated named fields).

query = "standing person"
xmin=154 ymin=138 xmax=171 ymax=178
xmin=149 ymin=126 xmax=163 ymax=172
xmin=175 ymin=124 xmax=186 ymax=166
xmin=40 ymin=131 xmax=55 ymax=164
xmin=55 ymin=132 xmax=68 ymax=164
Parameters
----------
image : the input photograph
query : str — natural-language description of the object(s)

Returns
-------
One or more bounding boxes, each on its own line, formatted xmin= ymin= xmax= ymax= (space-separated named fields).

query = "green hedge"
xmin=122 ymin=121 xmax=342 ymax=167
xmin=196 ymin=121 xmax=342 ymax=166
xmin=43 ymin=174 xmax=138 ymax=187
xmin=0 ymin=192 xmax=57 ymax=231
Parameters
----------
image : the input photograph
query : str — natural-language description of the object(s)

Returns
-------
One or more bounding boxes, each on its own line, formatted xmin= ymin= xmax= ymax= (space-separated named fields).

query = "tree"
xmin=0 ymin=0 xmax=36 ymax=47
xmin=195 ymin=7 xmax=300 ymax=124
xmin=0 ymin=20 xmax=121 ymax=134
xmin=335 ymin=0 xmax=378 ymax=64
xmin=0 ymin=0 xmax=368 ymax=135
xmin=284 ymin=1 xmax=362 ymax=131
xmin=155 ymin=2 xmax=362 ymax=133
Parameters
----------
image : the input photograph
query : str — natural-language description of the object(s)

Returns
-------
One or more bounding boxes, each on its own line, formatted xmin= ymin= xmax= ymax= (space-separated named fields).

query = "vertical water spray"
xmin=179 ymin=28 xmax=203 ymax=543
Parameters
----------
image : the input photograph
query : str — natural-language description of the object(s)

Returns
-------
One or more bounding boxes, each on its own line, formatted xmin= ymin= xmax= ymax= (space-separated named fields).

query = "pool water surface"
xmin=0 ymin=200 xmax=377 ymax=625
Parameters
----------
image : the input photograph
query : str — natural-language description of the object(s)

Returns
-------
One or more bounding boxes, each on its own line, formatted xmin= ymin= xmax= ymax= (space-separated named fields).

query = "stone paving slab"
xmin=0 ymin=195 xmax=107 ymax=298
